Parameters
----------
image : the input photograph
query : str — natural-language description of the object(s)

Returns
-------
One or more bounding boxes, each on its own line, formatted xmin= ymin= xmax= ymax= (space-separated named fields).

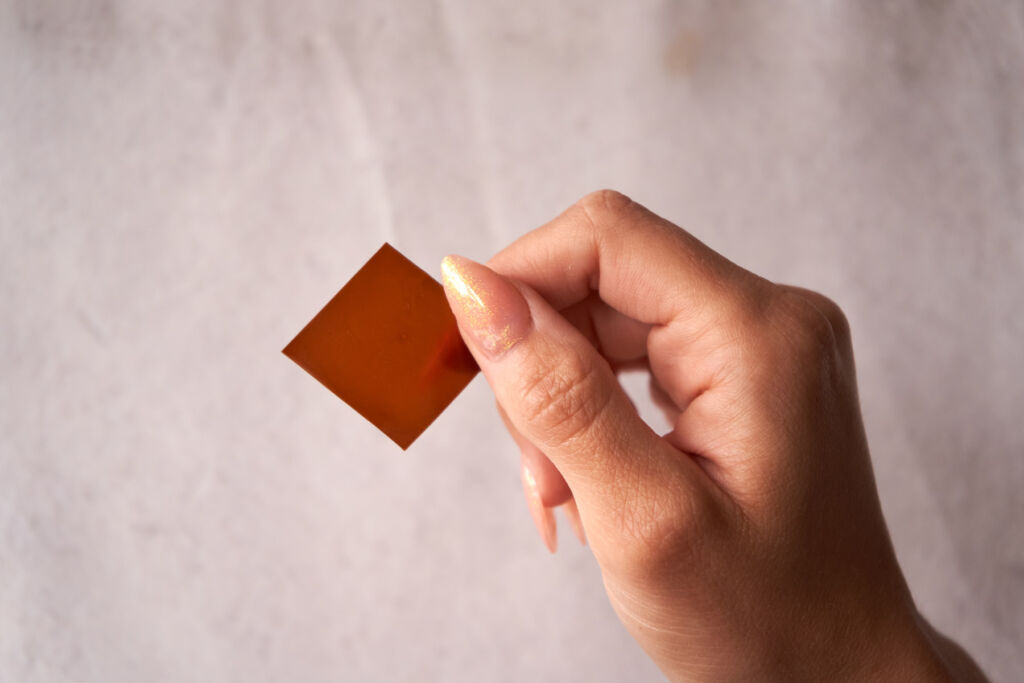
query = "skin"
xmin=440 ymin=190 xmax=988 ymax=682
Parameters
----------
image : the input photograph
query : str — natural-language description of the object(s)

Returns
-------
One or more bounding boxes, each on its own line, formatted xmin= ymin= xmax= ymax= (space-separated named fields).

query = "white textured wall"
xmin=2 ymin=2 xmax=1021 ymax=681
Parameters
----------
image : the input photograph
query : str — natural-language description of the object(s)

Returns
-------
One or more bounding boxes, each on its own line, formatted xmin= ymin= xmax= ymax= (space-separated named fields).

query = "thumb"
xmin=440 ymin=255 xmax=694 ymax=538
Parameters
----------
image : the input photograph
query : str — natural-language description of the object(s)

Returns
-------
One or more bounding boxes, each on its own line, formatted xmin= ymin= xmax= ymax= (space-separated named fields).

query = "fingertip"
xmin=518 ymin=448 xmax=569 ymax=509
xmin=498 ymin=401 xmax=574 ymax=507
xmin=440 ymin=255 xmax=532 ymax=358
xmin=522 ymin=463 xmax=558 ymax=553
xmin=563 ymin=497 xmax=587 ymax=546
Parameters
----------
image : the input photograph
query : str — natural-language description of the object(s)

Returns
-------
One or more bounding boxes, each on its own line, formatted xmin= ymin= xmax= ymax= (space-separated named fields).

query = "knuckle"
xmin=771 ymin=290 xmax=841 ymax=363
xmin=578 ymin=188 xmax=634 ymax=213
xmin=611 ymin=486 xmax=711 ymax=581
xmin=817 ymin=295 xmax=851 ymax=344
xmin=517 ymin=347 xmax=612 ymax=449
xmin=574 ymin=189 xmax=635 ymax=230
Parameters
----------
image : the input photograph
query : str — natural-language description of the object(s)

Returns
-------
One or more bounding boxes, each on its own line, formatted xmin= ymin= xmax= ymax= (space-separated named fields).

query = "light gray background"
xmin=2 ymin=2 xmax=1022 ymax=681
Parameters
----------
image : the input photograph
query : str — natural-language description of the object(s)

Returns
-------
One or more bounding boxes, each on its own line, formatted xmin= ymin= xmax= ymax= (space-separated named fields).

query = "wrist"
xmin=857 ymin=609 xmax=954 ymax=682
xmin=763 ymin=604 xmax=955 ymax=682
xmin=830 ymin=605 xmax=986 ymax=683
xmin=919 ymin=615 xmax=990 ymax=683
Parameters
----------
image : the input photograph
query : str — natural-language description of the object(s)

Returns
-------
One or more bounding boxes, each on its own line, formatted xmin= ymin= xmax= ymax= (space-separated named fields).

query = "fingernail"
xmin=522 ymin=463 xmax=557 ymax=553
xmin=563 ymin=497 xmax=587 ymax=546
xmin=441 ymin=255 xmax=531 ymax=358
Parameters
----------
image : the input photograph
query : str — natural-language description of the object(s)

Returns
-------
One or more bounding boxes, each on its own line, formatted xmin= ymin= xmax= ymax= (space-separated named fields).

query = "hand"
xmin=440 ymin=191 xmax=983 ymax=681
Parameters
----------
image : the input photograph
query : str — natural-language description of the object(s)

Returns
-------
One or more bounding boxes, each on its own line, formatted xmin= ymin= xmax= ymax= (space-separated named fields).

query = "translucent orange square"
xmin=283 ymin=243 xmax=478 ymax=449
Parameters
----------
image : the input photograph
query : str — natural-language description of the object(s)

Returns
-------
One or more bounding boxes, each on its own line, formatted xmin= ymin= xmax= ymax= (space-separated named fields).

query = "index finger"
xmin=488 ymin=190 xmax=762 ymax=342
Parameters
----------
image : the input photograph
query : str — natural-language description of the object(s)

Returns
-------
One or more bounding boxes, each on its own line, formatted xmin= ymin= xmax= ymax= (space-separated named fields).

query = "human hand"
xmin=440 ymin=191 xmax=980 ymax=681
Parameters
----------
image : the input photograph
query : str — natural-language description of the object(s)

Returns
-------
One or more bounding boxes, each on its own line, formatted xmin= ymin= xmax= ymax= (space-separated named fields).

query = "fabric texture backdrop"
xmin=2 ymin=2 xmax=1021 ymax=681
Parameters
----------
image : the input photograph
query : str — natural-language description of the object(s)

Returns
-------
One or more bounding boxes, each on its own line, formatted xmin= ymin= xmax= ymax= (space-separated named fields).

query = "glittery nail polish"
xmin=440 ymin=255 xmax=531 ymax=358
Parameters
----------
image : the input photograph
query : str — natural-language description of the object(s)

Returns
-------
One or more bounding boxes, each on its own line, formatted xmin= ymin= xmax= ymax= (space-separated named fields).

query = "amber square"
xmin=283 ymin=243 xmax=479 ymax=449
